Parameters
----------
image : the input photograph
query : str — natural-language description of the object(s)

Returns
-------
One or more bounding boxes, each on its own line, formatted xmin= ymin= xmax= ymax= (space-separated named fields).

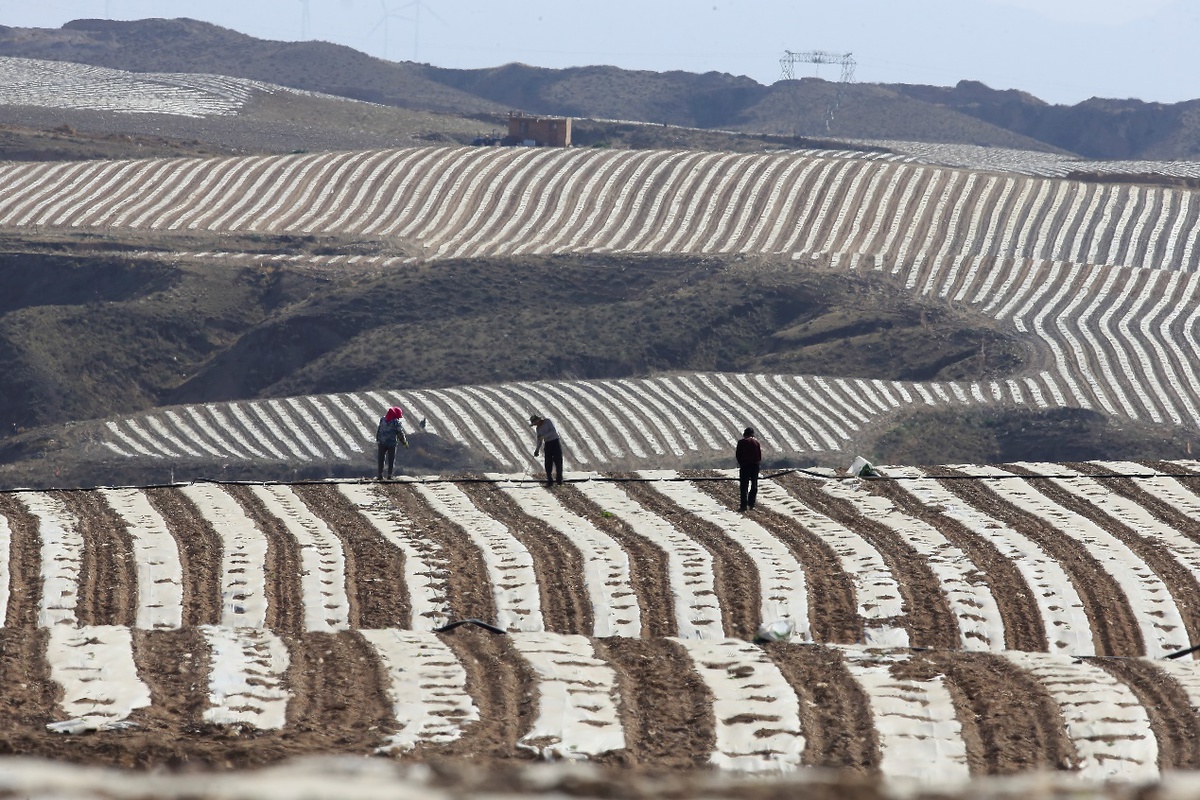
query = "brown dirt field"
xmin=377 ymin=482 xmax=497 ymax=625
xmin=1097 ymin=657 xmax=1200 ymax=771
xmin=0 ymin=624 xmax=1197 ymax=783
xmin=438 ymin=627 xmax=536 ymax=760
xmin=130 ymin=628 xmax=213 ymax=767
xmin=764 ymin=643 xmax=878 ymax=771
xmin=594 ymin=637 xmax=715 ymax=769
xmin=928 ymin=468 xmax=1146 ymax=657
xmin=3 ymin=473 xmax=1198 ymax=654
xmin=777 ymin=474 xmax=961 ymax=649
xmin=282 ymin=632 xmax=394 ymax=753
xmin=694 ymin=475 xmax=862 ymax=644
xmin=1 ymin=472 xmax=1199 ymax=784
xmin=0 ymin=629 xmax=56 ymax=755
xmin=555 ymin=485 xmax=678 ymax=639
xmin=868 ymin=478 xmax=1048 ymax=651
xmin=620 ymin=480 xmax=760 ymax=640
xmin=144 ymin=487 xmax=223 ymax=627
xmin=1151 ymin=460 xmax=1200 ymax=477
xmin=1075 ymin=464 xmax=1200 ymax=552
xmin=62 ymin=491 xmax=137 ymax=627
xmin=292 ymin=483 xmax=409 ymax=628
xmin=458 ymin=482 xmax=594 ymax=635
xmin=1006 ymin=464 xmax=1200 ymax=650
xmin=0 ymin=493 xmax=42 ymax=628
xmin=923 ymin=650 xmax=1075 ymax=775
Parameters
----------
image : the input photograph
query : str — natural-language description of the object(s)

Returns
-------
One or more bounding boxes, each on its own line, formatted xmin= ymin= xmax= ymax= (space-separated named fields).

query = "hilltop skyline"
xmin=2 ymin=0 xmax=1198 ymax=106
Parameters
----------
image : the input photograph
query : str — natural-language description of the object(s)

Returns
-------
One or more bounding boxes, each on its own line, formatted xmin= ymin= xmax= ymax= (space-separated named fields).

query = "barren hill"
xmin=0 ymin=17 xmax=503 ymax=115
xmin=0 ymin=55 xmax=495 ymax=159
xmin=4 ymin=18 xmax=1200 ymax=158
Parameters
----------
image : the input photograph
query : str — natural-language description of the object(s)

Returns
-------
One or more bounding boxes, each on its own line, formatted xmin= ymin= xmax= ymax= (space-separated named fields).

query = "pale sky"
xmin=3 ymin=0 xmax=1197 ymax=106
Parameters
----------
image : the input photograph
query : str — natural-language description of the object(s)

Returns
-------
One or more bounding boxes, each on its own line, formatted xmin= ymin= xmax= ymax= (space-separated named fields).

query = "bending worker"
xmin=529 ymin=413 xmax=564 ymax=486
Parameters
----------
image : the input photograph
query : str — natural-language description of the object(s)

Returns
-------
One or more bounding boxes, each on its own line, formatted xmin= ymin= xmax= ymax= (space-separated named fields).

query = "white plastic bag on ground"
xmin=755 ymin=619 xmax=796 ymax=643
xmin=847 ymin=456 xmax=880 ymax=477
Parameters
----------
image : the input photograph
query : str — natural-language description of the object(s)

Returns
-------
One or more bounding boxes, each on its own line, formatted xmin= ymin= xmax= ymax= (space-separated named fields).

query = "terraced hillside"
xmin=845 ymin=138 xmax=1200 ymax=181
xmin=27 ymin=144 xmax=1189 ymax=475
xmin=6 ymin=146 xmax=1200 ymax=270
xmin=3 ymin=462 xmax=1200 ymax=780
xmin=96 ymin=370 xmax=1083 ymax=480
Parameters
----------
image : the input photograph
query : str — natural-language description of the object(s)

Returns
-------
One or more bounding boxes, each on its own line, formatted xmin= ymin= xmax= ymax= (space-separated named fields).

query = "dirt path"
xmin=765 ymin=643 xmax=877 ymax=771
xmin=1070 ymin=474 xmax=1200 ymax=645
xmin=929 ymin=468 xmax=1145 ymax=657
xmin=778 ymin=474 xmax=960 ymax=649
xmin=1097 ymin=657 xmax=1200 ymax=771
xmin=282 ymin=632 xmax=394 ymax=753
xmin=1075 ymin=462 xmax=1200 ymax=551
xmin=0 ymin=493 xmax=42 ymax=627
xmin=130 ymin=629 xmax=211 ymax=765
xmin=594 ymin=637 xmax=715 ymax=769
xmin=144 ymin=488 xmax=222 ymax=627
xmin=61 ymin=490 xmax=137 ymax=627
xmin=695 ymin=476 xmax=861 ymax=644
xmin=0 ymin=629 xmax=55 ymax=753
xmin=620 ymin=481 xmax=759 ymax=639
xmin=292 ymin=483 xmax=408 ymax=628
xmin=439 ymin=627 xmax=534 ymax=760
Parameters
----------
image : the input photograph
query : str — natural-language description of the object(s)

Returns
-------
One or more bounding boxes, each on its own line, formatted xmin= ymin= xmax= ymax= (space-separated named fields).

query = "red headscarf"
xmin=385 ymin=406 xmax=403 ymax=421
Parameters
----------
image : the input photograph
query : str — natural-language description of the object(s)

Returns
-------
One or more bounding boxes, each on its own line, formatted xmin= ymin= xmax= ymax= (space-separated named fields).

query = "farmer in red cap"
xmin=376 ymin=406 xmax=408 ymax=480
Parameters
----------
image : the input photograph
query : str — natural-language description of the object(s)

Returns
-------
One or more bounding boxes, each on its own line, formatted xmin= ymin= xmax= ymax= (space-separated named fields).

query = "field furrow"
xmin=8 ymin=623 xmax=1198 ymax=778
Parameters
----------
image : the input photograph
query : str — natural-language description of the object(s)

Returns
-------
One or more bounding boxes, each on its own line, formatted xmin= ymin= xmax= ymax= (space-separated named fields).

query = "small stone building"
xmin=506 ymin=112 xmax=572 ymax=147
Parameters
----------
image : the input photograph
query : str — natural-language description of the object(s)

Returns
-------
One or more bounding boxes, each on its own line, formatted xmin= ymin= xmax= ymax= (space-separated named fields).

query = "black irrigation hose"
xmin=1164 ymin=642 xmax=1200 ymax=660
xmin=19 ymin=465 xmax=1200 ymax=492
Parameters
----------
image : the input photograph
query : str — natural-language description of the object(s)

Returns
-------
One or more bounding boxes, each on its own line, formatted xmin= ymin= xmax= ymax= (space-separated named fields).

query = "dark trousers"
xmin=377 ymin=444 xmax=396 ymax=478
xmin=739 ymin=464 xmax=759 ymax=510
xmin=543 ymin=438 xmax=563 ymax=484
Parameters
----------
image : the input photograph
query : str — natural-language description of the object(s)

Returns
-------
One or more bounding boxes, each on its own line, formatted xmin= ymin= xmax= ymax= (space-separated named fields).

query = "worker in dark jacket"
xmin=735 ymin=427 xmax=763 ymax=512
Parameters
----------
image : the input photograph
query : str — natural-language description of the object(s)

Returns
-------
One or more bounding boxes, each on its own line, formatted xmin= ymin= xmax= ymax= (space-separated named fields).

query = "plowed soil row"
xmin=777 ymin=474 xmax=962 ymax=649
xmin=4 ymin=629 xmax=1200 ymax=774
xmin=927 ymin=468 xmax=1146 ymax=657
xmin=0 ymin=475 xmax=1194 ymax=657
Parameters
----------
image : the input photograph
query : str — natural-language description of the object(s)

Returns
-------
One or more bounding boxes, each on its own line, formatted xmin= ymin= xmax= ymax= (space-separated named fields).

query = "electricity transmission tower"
xmin=779 ymin=50 xmax=855 ymax=83
xmin=779 ymin=50 xmax=856 ymax=133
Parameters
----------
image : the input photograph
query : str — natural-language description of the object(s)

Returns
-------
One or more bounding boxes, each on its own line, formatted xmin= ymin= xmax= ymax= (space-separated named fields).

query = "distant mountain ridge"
xmin=2 ymin=17 xmax=1200 ymax=159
